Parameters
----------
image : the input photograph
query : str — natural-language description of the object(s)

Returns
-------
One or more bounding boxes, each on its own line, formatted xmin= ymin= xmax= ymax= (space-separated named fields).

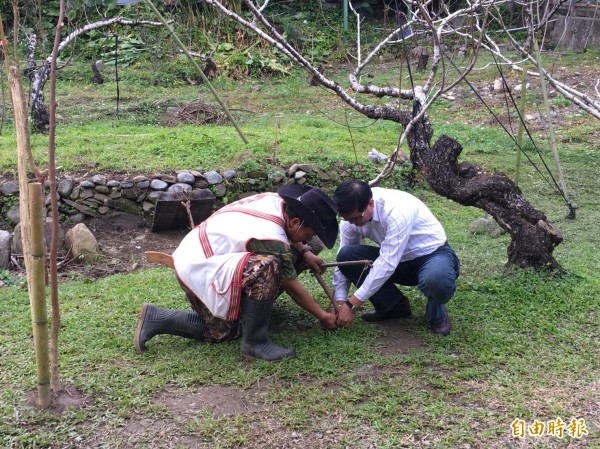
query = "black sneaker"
xmin=362 ymin=296 xmax=412 ymax=322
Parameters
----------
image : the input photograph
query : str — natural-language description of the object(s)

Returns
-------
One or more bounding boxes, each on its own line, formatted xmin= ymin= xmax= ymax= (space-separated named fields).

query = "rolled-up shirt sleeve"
xmin=333 ymin=222 xmax=362 ymax=301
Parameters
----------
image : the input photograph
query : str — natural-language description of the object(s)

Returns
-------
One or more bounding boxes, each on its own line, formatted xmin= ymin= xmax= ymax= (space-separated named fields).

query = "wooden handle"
xmin=145 ymin=251 xmax=175 ymax=269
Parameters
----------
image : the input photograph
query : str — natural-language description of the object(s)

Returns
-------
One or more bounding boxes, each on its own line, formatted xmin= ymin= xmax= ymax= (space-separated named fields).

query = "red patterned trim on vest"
xmin=225 ymin=253 xmax=251 ymax=321
xmin=197 ymin=221 xmax=213 ymax=258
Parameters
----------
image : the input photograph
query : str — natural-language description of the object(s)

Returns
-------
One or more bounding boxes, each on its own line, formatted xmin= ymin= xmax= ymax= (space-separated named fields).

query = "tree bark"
xmin=402 ymin=109 xmax=563 ymax=270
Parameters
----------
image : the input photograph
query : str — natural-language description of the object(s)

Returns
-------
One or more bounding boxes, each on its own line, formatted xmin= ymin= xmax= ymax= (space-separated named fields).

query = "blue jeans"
xmin=336 ymin=243 xmax=460 ymax=322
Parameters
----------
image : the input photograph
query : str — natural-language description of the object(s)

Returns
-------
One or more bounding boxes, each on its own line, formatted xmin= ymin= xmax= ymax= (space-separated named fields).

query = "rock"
xmin=80 ymin=189 xmax=94 ymax=199
xmin=0 ymin=230 xmax=10 ymax=269
xmin=136 ymin=180 xmax=150 ymax=189
xmin=493 ymin=77 xmax=508 ymax=94
xmin=223 ymin=169 xmax=236 ymax=179
xmin=109 ymin=197 xmax=141 ymax=215
xmin=193 ymin=178 xmax=209 ymax=189
xmin=204 ymin=170 xmax=223 ymax=185
xmin=94 ymin=193 xmax=109 ymax=204
xmin=297 ymin=164 xmax=314 ymax=172
xmin=92 ymin=175 xmax=107 ymax=185
xmin=107 ymin=180 xmax=120 ymax=188
xmin=12 ymin=220 xmax=66 ymax=256
xmin=45 ymin=191 xmax=60 ymax=206
xmin=80 ymin=180 xmax=95 ymax=189
xmin=469 ymin=215 xmax=505 ymax=237
xmin=94 ymin=185 xmax=110 ymax=194
xmin=142 ymin=201 xmax=155 ymax=213
xmin=120 ymin=181 xmax=134 ymax=189
xmin=132 ymin=175 xmax=147 ymax=183
xmin=167 ymin=183 xmax=192 ymax=193
xmin=65 ymin=213 xmax=86 ymax=224
xmin=70 ymin=185 xmax=81 ymax=200
xmin=6 ymin=204 xmax=21 ymax=226
xmin=177 ymin=172 xmax=196 ymax=184
xmin=65 ymin=223 xmax=99 ymax=263
xmin=294 ymin=170 xmax=307 ymax=180
xmin=146 ymin=191 xmax=162 ymax=204
xmin=57 ymin=178 xmax=75 ymax=198
xmin=214 ymin=183 xmax=227 ymax=197
xmin=157 ymin=174 xmax=177 ymax=184
xmin=122 ymin=188 xmax=139 ymax=200
xmin=150 ymin=179 xmax=169 ymax=191
xmin=0 ymin=181 xmax=19 ymax=196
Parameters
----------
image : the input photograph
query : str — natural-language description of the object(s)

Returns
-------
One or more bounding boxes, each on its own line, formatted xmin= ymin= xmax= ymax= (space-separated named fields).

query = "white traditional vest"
xmin=172 ymin=193 xmax=289 ymax=320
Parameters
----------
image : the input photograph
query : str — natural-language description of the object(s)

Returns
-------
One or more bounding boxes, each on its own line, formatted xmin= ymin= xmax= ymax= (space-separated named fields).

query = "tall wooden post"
xmin=10 ymin=67 xmax=51 ymax=408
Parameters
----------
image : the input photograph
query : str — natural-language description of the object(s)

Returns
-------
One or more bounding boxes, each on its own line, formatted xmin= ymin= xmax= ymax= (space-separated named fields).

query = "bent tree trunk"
xmin=402 ymin=110 xmax=563 ymax=270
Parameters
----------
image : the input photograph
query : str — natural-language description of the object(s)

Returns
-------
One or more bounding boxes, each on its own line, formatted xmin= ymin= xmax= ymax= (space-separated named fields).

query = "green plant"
xmin=0 ymin=269 xmax=23 ymax=287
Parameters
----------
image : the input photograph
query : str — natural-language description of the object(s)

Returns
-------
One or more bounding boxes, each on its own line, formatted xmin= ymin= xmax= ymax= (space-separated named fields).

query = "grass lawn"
xmin=0 ymin=52 xmax=599 ymax=448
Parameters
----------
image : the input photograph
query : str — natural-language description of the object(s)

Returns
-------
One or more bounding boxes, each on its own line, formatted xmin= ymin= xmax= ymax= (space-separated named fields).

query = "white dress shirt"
xmin=333 ymin=188 xmax=447 ymax=302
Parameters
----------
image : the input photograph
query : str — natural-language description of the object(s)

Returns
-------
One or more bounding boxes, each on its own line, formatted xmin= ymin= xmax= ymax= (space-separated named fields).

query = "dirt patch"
xmin=371 ymin=319 xmax=427 ymax=356
xmin=51 ymin=212 xmax=188 ymax=280
xmin=157 ymin=383 xmax=273 ymax=418
xmin=26 ymin=386 xmax=91 ymax=414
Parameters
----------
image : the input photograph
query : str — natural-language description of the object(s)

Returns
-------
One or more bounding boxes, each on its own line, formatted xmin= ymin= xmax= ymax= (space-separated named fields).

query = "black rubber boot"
xmin=134 ymin=303 xmax=205 ymax=353
xmin=239 ymin=297 xmax=296 ymax=361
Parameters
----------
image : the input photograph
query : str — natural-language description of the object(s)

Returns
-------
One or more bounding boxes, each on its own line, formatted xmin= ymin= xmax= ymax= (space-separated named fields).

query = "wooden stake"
xmin=28 ymin=183 xmax=51 ymax=409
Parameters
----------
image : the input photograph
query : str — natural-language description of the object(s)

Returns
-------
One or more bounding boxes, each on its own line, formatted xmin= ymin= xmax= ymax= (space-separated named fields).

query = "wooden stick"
xmin=312 ymin=271 xmax=339 ymax=312
xmin=320 ymin=260 xmax=373 ymax=268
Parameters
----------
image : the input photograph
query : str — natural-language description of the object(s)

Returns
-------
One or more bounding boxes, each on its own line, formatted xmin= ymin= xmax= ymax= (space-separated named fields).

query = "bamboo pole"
xmin=514 ymin=67 xmax=527 ymax=186
xmin=47 ymin=0 xmax=64 ymax=394
xmin=28 ymin=183 xmax=51 ymax=409
xmin=533 ymin=38 xmax=570 ymax=204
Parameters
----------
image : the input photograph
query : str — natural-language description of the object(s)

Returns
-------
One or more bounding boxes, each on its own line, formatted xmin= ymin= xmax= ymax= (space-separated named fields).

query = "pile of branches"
xmin=163 ymin=100 xmax=228 ymax=127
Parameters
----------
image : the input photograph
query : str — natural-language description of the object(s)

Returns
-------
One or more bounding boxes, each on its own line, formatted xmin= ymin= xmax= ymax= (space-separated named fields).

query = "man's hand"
xmin=319 ymin=310 xmax=337 ymax=329
xmin=304 ymin=251 xmax=326 ymax=274
xmin=336 ymin=302 xmax=356 ymax=328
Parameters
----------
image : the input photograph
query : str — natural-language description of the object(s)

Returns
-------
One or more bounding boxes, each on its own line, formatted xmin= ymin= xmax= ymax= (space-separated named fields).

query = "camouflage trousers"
xmin=180 ymin=237 xmax=324 ymax=343
xmin=181 ymin=254 xmax=281 ymax=343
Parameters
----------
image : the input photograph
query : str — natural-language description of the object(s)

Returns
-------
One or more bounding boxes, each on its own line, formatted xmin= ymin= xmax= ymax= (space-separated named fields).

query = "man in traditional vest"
xmin=134 ymin=184 xmax=339 ymax=361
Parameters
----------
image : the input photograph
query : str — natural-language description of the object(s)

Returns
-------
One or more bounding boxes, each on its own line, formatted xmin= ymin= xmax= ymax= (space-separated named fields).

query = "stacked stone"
xmin=0 ymin=164 xmax=334 ymax=228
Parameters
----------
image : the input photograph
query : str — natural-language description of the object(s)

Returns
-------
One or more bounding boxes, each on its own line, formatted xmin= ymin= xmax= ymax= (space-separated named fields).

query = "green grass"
xmin=1 ymin=53 xmax=599 ymax=448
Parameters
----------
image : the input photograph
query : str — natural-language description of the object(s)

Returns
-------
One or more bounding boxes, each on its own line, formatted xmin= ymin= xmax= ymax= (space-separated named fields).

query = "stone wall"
xmin=549 ymin=6 xmax=600 ymax=51
xmin=0 ymin=164 xmax=351 ymax=228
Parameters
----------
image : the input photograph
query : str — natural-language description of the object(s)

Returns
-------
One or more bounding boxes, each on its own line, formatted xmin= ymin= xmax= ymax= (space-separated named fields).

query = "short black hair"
xmin=284 ymin=203 xmax=301 ymax=220
xmin=333 ymin=180 xmax=372 ymax=214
